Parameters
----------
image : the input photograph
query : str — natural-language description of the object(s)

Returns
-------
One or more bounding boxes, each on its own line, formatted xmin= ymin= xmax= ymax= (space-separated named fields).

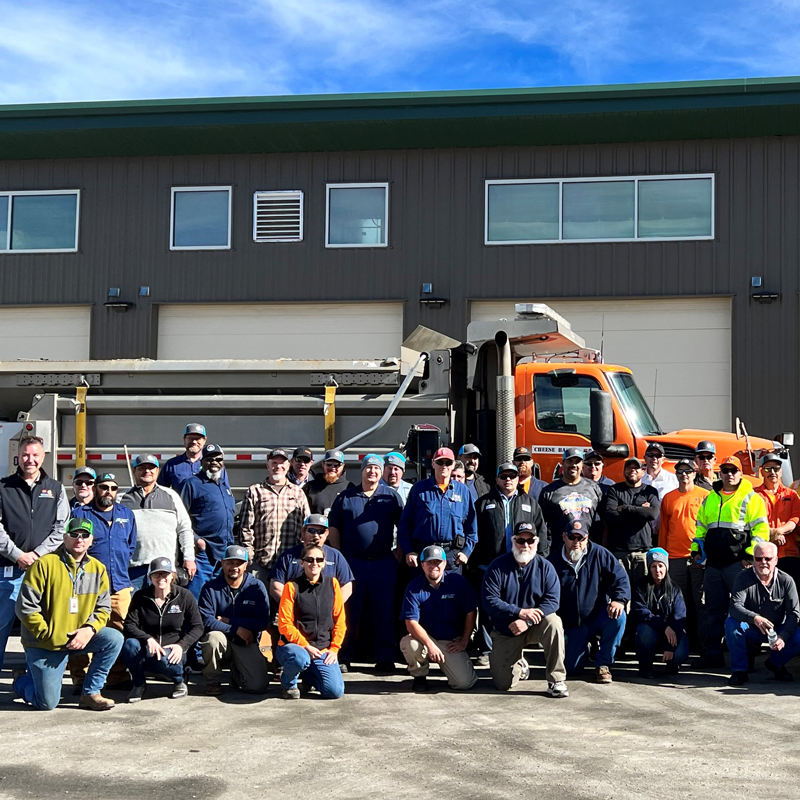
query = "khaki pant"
xmin=615 ymin=551 xmax=648 ymax=591
xmin=201 ymin=630 xmax=270 ymax=693
xmin=70 ymin=587 xmax=132 ymax=685
xmin=399 ymin=635 xmax=478 ymax=690
xmin=489 ymin=613 xmax=566 ymax=689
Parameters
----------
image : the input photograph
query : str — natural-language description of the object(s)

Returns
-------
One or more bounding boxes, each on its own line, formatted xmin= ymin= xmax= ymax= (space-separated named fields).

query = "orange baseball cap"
xmin=720 ymin=455 xmax=742 ymax=470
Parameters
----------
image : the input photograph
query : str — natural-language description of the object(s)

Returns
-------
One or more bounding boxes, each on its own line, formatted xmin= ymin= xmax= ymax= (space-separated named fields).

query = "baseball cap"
xmin=514 ymin=521 xmax=536 ymax=536
xmin=513 ymin=446 xmax=532 ymax=460
xmin=420 ymin=545 xmax=447 ymax=563
xmin=201 ymin=444 xmax=224 ymax=460
xmin=222 ymin=545 xmax=249 ymax=562
xmin=583 ymin=450 xmax=604 ymax=463
xmin=496 ymin=462 xmax=519 ymax=476
xmin=674 ymin=459 xmax=696 ymax=473
xmin=563 ymin=447 xmax=584 ymax=463
xmin=267 ymin=448 xmax=288 ymax=460
xmin=695 ymin=440 xmax=716 ymax=455
xmin=385 ymin=452 xmax=406 ymax=470
xmin=761 ymin=452 xmax=784 ymax=467
xmin=73 ymin=466 xmax=97 ymax=481
xmin=646 ymin=548 xmax=669 ymax=570
xmin=292 ymin=446 xmax=313 ymax=460
xmin=625 ymin=456 xmax=644 ymax=468
xmin=148 ymin=556 xmax=175 ymax=575
xmin=323 ymin=449 xmax=345 ymax=464
xmin=67 ymin=518 xmax=93 ymax=536
xmin=184 ymin=423 xmax=207 ymax=437
xmin=97 ymin=472 xmax=118 ymax=485
xmin=132 ymin=453 xmax=159 ymax=469
xmin=303 ymin=514 xmax=329 ymax=529
xmin=361 ymin=454 xmax=384 ymax=470
xmin=645 ymin=442 xmax=666 ymax=456
xmin=458 ymin=444 xmax=481 ymax=456
xmin=432 ymin=447 xmax=456 ymax=462
xmin=720 ymin=455 xmax=743 ymax=470
xmin=564 ymin=517 xmax=589 ymax=538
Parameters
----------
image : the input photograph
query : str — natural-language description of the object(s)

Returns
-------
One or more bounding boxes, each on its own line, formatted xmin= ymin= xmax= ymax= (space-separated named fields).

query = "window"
xmin=253 ymin=190 xmax=303 ymax=242
xmin=533 ymin=374 xmax=602 ymax=437
xmin=326 ymin=183 xmax=388 ymax=247
xmin=0 ymin=190 xmax=80 ymax=253
xmin=170 ymin=187 xmax=231 ymax=250
xmin=485 ymin=175 xmax=714 ymax=244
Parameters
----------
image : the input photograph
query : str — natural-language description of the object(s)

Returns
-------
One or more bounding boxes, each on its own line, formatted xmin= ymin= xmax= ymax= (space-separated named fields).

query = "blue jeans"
xmin=187 ymin=549 xmax=217 ymax=601
xmin=725 ymin=617 xmax=800 ymax=673
xmin=564 ymin=609 xmax=626 ymax=675
xmin=275 ymin=643 xmax=344 ymax=699
xmin=0 ymin=567 xmax=25 ymax=672
xmin=128 ymin=565 xmax=149 ymax=592
xmin=14 ymin=627 xmax=124 ymax=710
xmin=635 ymin=622 xmax=690 ymax=669
xmin=120 ymin=637 xmax=186 ymax=686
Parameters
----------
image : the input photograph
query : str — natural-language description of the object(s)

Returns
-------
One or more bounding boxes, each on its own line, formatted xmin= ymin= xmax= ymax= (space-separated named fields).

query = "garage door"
xmin=471 ymin=298 xmax=731 ymax=433
xmin=0 ymin=305 xmax=91 ymax=361
xmin=158 ymin=303 xmax=404 ymax=360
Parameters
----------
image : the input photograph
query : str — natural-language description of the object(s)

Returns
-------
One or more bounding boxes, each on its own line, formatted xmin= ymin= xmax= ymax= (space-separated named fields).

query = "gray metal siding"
xmin=0 ymin=136 xmax=796 ymax=443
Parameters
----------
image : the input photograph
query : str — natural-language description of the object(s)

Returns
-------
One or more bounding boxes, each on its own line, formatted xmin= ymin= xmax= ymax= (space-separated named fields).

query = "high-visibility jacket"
xmin=692 ymin=479 xmax=769 ymax=567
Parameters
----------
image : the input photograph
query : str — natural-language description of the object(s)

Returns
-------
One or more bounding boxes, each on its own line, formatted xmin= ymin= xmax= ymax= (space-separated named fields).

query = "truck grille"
xmin=656 ymin=443 xmax=699 ymax=461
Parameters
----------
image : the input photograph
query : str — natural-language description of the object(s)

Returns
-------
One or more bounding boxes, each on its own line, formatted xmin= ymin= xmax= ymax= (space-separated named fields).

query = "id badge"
xmin=69 ymin=597 xmax=79 ymax=614
xmin=3 ymin=566 xmax=13 ymax=578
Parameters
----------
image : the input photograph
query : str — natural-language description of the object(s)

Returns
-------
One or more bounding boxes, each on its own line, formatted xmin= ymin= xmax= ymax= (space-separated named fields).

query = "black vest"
xmin=290 ymin=575 xmax=336 ymax=649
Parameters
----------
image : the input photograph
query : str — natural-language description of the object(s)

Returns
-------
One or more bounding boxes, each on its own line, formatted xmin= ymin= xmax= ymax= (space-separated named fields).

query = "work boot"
xmin=765 ymin=658 xmax=794 ymax=682
xmin=171 ymin=682 xmax=188 ymax=699
xmin=127 ymin=684 xmax=145 ymax=703
xmin=339 ymin=663 xmax=350 ymax=674
xmin=374 ymin=660 xmax=396 ymax=674
xmin=411 ymin=676 xmax=429 ymax=693
xmin=79 ymin=693 xmax=115 ymax=711
xmin=728 ymin=671 xmax=749 ymax=686
xmin=665 ymin=662 xmax=680 ymax=676
xmin=638 ymin=665 xmax=654 ymax=679
xmin=282 ymin=686 xmax=301 ymax=700
xmin=595 ymin=666 xmax=612 ymax=684
xmin=205 ymin=681 xmax=223 ymax=697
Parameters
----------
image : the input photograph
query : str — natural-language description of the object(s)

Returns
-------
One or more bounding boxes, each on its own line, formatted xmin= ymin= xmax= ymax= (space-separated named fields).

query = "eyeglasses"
xmin=66 ymin=531 xmax=91 ymax=540
xmin=294 ymin=457 xmax=312 ymax=464
xmin=498 ymin=473 xmax=517 ymax=480
xmin=645 ymin=452 xmax=663 ymax=458
xmin=435 ymin=459 xmax=454 ymax=467
xmin=753 ymin=556 xmax=775 ymax=562
xmin=696 ymin=454 xmax=714 ymax=460
xmin=206 ymin=457 xmax=224 ymax=464
xmin=720 ymin=467 xmax=739 ymax=475
xmin=97 ymin=484 xmax=119 ymax=492
xmin=585 ymin=461 xmax=603 ymax=468
xmin=513 ymin=536 xmax=536 ymax=546
xmin=73 ymin=480 xmax=94 ymax=487
xmin=566 ymin=534 xmax=587 ymax=542
xmin=762 ymin=466 xmax=781 ymax=473
xmin=514 ymin=456 xmax=532 ymax=462
xmin=304 ymin=528 xmax=327 ymax=535
xmin=136 ymin=465 xmax=157 ymax=472
xmin=302 ymin=557 xmax=326 ymax=564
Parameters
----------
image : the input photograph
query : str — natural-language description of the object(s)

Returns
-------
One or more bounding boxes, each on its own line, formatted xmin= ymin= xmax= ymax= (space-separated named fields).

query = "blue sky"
xmin=0 ymin=0 xmax=798 ymax=104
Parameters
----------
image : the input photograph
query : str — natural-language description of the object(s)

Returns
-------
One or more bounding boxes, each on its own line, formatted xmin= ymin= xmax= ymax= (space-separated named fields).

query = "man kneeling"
xmin=400 ymin=545 xmax=478 ymax=692
xmin=13 ymin=519 xmax=123 ymax=711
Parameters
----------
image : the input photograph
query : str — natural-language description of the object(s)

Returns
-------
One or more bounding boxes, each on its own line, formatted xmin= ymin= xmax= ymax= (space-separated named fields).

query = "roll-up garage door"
xmin=0 ymin=305 xmax=91 ymax=361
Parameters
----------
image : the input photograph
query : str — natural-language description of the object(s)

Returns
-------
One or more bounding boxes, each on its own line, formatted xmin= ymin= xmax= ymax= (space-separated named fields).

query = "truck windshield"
xmin=608 ymin=371 xmax=663 ymax=436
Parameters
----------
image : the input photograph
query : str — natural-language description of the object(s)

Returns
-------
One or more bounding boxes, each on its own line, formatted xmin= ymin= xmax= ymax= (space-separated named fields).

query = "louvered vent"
xmin=253 ymin=190 xmax=303 ymax=242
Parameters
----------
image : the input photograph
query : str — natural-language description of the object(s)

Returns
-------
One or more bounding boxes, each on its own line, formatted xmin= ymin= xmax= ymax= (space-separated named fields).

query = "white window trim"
xmin=484 ymin=173 xmax=715 ymax=245
xmin=325 ymin=182 xmax=389 ymax=248
xmin=252 ymin=190 xmax=304 ymax=243
xmin=0 ymin=189 xmax=80 ymax=254
xmin=170 ymin=186 xmax=232 ymax=251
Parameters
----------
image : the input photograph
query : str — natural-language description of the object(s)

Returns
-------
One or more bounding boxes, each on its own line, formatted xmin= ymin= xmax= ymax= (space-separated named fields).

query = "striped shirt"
xmin=239 ymin=480 xmax=310 ymax=569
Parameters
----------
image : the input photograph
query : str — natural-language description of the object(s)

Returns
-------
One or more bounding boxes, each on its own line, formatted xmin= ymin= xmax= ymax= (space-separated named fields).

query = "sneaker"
xmin=595 ymin=666 xmax=612 ymax=684
xmin=205 ymin=681 xmax=223 ymax=696
xmin=665 ymin=662 xmax=679 ymax=676
xmin=282 ymin=686 xmax=301 ymax=700
xmin=374 ymin=660 xmax=396 ymax=674
xmin=171 ymin=682 xmax=188 ymax=699
xmin=546 ymin=681 xmax=569 ymax=698
xmin=475 ymin=654 xmax=490 ymax=667
xmin=339 ymin=663 xmax=350 ymax=674
xmin=765 ymin=658 xmax=794 ymax=682
xmin=79 ymin=693 xmax=115 ymax=711
xmin=127 ymin=684 xmax=145 ymax=703
xmin=411 ymin=676 xmax=429 ymax=693
xmin=517 ymin=657 xmax=530 ymax=682
xmin=728 ymin=671 xmax=749 ymax=686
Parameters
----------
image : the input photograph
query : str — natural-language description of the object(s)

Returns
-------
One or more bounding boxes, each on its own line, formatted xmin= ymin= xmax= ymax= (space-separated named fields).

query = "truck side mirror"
xmin=590 ymin=389 xmax=614 ymax=451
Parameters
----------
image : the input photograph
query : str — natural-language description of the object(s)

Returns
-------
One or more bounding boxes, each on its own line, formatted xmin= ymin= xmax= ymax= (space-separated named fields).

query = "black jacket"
xmin=123 ymin=583 xmax=203 ymax=651
xmin=603 ymin=482 xmax=660 ymax=553
xmin=632 ymin=578 xmax=687 ymax=647
xmin=473 ymin=487 xmax=546 ymax=566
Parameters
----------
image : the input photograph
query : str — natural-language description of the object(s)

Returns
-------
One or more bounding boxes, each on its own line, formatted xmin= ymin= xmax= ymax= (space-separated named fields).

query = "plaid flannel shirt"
xmin=239 ymin=480 xmax=310 ymax=569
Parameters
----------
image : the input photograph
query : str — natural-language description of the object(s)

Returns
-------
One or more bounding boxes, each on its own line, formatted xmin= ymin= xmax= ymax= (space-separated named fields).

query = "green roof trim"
xmin=1 ymin=76 xmax=800 ymax=159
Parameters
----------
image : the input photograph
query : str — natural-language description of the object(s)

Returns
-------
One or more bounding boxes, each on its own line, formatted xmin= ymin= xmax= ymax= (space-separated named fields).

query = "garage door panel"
xmin=594 ymin=330 xmax=730 ymax=367
xmin=0 ymin=306 xmax=90 ymax=361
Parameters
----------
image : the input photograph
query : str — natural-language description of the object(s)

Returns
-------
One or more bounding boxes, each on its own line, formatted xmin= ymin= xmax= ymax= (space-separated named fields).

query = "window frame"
xmin=0 ymin=189 xmax=81 ymax=254
xmin=169 ymin=186 xmax=233 ymax=251
xmin=484 ymin=173 xmax=715 ymax=245
xmin=325 ymin=182 xmax=389 ymax=249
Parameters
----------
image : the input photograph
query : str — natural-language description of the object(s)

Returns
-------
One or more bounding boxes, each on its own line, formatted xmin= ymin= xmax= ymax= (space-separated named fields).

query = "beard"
xmin=324 ymin=471 xmax=341 ymax=485
xmin=512 ymin=542 xmax=537 ymax=564
xmin=516 ymin=462 xmax=532 ymax=479
xmin=206 ymin=469 xmax=222 ymax=483
xmin=567 ymin=547 xmax=583 ymax=563
xmin=96 ymin=495 xmax=115 ymax=510
xmin=465 ymin=465 xmax=476 ymax=477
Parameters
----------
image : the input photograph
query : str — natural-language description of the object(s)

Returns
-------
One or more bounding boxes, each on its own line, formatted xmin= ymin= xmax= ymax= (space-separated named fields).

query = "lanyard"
xmin=60 ymin=551 xmax=85 ymax=598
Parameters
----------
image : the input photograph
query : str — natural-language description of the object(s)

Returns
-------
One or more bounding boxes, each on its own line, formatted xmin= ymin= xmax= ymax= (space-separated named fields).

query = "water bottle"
xmin=767 ymin=628 xmax=778 ymax=647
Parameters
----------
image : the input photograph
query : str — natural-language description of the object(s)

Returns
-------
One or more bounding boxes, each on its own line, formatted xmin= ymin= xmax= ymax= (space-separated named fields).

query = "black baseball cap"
xmin=97 ymin=472 xmax=119 ymax=485
xmin=513 ymin=447 xmax=532 ymax=461
xmin=201 ymin=444 xmax=224 ymax=460
xmin=514 ymin=521 xmax=535 ymax=535
xmin=645 ymin=442 xmax=666 ymax=456
xmin=625 ymin=456 xmax=645 ymax=468
xmin=292 ymin=447 xmax=313 ymax=460
xmin=268 ymin=448 xmax=289 ymax=460
xmin=583 ymin=450 xmax=604 ymax=463
xmin=563 ymin=447 xmax=584 ymax=463
xmin=674 ymin=459 xmax=696 ymax=473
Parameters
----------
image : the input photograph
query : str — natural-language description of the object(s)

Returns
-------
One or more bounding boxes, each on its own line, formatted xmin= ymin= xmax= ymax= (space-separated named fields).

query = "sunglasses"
xmin=206 ymin=457 xmax=224 ymax=464
xmin=753 ymin=556 xmax=775 ymax=562
xmin=513 ymin=536 xmax=536 ymax=546
xmin=323 ymin=461 xmax=342 ymax=468
xmin=435 ymin=460 xmax=454 ymax=467
xmin=585 ymin=461 xmax=603 ymax=467
xmin=73 ymin=480 xmax=94 ymax=487
xmin=675 ymin=469 xmax=694 ymax=476
xmin=645 ymin=452 xmax=663 ymax=458
xmin=696 ymin=454 xmax=714 ymax=460
xmin=97 ymin=484 xmax=119 ymax=492
xmin=720 ymin=467 xmax=739 ymax=475
xmin=302 ymin=557 xmax=326 ymax=564
xmin=66 ymin=531 xmax=91 ymax=540
xmin=762 ymin=466 xmax=781 ymax=473
xmin=566 ymin=533 xmax=587 ymax=542
xmin=498 ymin=473 xmax=517 ymax=480
xmin=304 ymin=528 xmax=327 ymax=535
xmin=294 ymin=457 xmax=312 ymax=464
xmin=514 ymin=456 xmax=532 ymax=462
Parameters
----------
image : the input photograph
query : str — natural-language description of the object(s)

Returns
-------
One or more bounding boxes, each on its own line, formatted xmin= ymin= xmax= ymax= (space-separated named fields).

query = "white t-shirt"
xmin=642 ymin=469 xmax=679 ymax=500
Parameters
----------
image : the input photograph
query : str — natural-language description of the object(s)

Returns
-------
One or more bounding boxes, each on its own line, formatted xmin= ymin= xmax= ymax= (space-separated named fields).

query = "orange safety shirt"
xmin=755 ymin=483 xmax=800 ymax=559
xmin=659 ymin=485 xmax=709 ymax=559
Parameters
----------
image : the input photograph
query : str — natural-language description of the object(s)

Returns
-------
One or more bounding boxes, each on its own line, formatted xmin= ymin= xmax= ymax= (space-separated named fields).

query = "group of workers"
xmin=1 ymin=424 xmax=798 ymax=711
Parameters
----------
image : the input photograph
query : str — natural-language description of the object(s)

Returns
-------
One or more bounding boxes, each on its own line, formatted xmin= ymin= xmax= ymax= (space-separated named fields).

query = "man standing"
xmin=694 ymin=441 xmax=718 ymax=491
xmin=693 ymin=455 xmax=769 ymax=668
xmin=180 ymin=444 xmax=236 ymax=599
xmin=755 ymin=453 xmax=800 ymax=586
xmin=0 ymin=436 xmax=69 ymax=671
xmin=538 ymin=448 xmax=603 ymax=558
xmin=198 ymin=545 xmax=271 ymax=696
xmin=328 ymin=454 xmax=404 ymax=672
xmin=13 ymin=518 xmax=123 ymax=711
xmin=548 ymin=516 xmax=629 ymax=683
xmin=642 ymin=443 xmax=679 ymax=500
xmin=400 ymin=545 xmax=479 ymax=692
xmin=459 ymin=444 xmax=490 ymax=502
xmin=120 ymin=454 xmax=196 ymax=591
xmin=603 ymin=456 xmax=660 ymax=587
xmin=304 ymin=449 xmax=353 ymax=516
xmin=288 ymin=447 xmax=315 ymax=489
xmin=726 ymin=540 xmax=800 ymax=685
xmin=159 ymin=423 xmax=221 ymax=495
xmin=513 ymin=447 xmax=547 ymax=501
xmin=70 ymin=467 xmax=97 ymax=509
xmin=482 ymin=521 xmax=568 ymax=698
xmin=382 ymin=452 xmax=413 ymax=503
xmin=398 ymin=447 xmax=477 ymax=573
xmin=239 ymin=448 xmax=310 ymax=585
xmin=70 ymin=472 xmax=137 ymax=688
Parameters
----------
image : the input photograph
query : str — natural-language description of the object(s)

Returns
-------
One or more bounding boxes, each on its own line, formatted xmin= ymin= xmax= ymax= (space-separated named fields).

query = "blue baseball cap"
xmin=420 ymin=545 xmax=447 ymax=563
xmin=458 ymin=444 xmax=481 ymax=456
xmin=184 ymin=423 xmax=207 ymax=436
xmin=222 ymin=545 xmax=249 ymax=562
xmin=361 ymin=454 xmax=384 ymax=470
xmin=133 ymin=453 xmax=159 ymax=469
xmin=73 ymin=466 xmax=97 ymax=481
xmin=303 ymin=514 xmax=329 ymax=529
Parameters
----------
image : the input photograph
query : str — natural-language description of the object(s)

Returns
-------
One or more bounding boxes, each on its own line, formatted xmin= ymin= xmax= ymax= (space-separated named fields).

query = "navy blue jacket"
xmin=631 ymin=578 xmax=687 ymax=648
xmin=547 ymin=542 xmax=630 ymax=629
xmin=71 ymin=502 xmax=137 ymax=594
xmin=482 ymin=553 xmax=561 ymax=632
xmin=198 ymin=571 xmax=270 ymax=637
xmin=180 ymin=472 xmax=235 ymax=564
xmin=397 ymin=477 xmax=477 ymax=557
xmin=160 ymin=453 xmax=231 ymax=495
